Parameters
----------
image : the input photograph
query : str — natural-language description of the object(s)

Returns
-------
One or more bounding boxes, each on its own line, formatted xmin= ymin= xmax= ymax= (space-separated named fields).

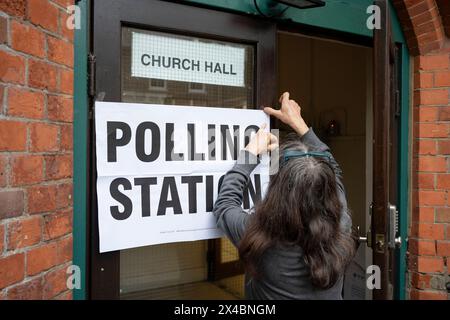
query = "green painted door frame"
xmin=73 ymin=0 xmax=89 ymax=300
xmin=73 ymin=0 xmax=410 ymax=300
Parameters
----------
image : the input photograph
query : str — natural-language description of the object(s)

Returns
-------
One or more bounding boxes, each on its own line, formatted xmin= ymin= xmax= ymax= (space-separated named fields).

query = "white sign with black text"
xmin=131 ymin=31 xmax=246 ymax=87
xmin=95 ymin=102 xmax=270 ymax=253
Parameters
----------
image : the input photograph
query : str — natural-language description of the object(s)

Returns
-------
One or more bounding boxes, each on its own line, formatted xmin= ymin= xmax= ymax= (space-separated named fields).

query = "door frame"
xmin=89 ymin=0 xmax=276 ymax=299
xmin=73 ymin=0 xmax=410 ymax=300
xmin=73 ymin=0 xmax=90 ymax=301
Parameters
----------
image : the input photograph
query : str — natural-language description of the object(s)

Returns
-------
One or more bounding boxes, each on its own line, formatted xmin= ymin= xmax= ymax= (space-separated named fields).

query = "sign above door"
xmin=131 ymin=31 xmax=246 ymax=87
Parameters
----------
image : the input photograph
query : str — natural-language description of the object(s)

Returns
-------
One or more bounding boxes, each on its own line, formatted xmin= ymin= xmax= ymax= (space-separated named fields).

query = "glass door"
xmin=91 ymin=0 xmax=276 ymax=299
xmin=119 ymin=27 xmax=254 ymax=299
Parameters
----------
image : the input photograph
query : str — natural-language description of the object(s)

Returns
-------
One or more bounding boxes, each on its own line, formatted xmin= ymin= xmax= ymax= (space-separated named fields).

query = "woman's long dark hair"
xmin=238 ymin=134 xmax=356 ymax=289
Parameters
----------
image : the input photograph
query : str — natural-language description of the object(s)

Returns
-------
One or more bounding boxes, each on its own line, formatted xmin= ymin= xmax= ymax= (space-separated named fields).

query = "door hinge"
xmin=395 ymin=89 xmax=400 ymax=117
xmin=88 ymin=53 xmax=96 ymax=99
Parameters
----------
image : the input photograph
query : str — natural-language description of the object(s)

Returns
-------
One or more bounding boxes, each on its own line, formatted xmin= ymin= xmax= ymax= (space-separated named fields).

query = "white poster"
xmin=95 ymin=102 xmax=270 ymax=253
xmin=131 ymin=31 xmax=246 ymax=87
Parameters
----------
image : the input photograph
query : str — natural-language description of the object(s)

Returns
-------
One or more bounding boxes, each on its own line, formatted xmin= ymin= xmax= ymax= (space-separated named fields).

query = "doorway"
xmin=87 ymin=0 xmax=409 ymax=300
xmin=277 ymin=31 xmax=374 ymax=300
xmin=74 ymin=0 xmax=410 ymax=301
xmin=90 ymin=0 xmax=276 ymax=300
xmin=118 ymin=31 xmax=375 ymax=300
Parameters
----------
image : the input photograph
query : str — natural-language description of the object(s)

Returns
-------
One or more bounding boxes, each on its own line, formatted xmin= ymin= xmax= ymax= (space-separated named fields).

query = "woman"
xmin=212 ymin=92 xmax=355 ymax=300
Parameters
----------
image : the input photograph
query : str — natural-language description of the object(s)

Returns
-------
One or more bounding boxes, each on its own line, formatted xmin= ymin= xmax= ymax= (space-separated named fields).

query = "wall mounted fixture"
xmin=274 ymin=0 xmax=325 ymax=9
xmin=253 ymin=0 xmax=325 ymax=18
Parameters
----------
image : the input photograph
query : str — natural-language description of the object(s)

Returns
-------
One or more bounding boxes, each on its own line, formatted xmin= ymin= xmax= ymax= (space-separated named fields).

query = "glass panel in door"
xmin=119 ymin=27 xmax=255 ymax=299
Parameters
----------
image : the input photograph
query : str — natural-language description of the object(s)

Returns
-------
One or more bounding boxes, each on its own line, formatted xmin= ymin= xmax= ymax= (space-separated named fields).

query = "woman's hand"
xmin=245 ymin=123 xmax=279 ymax=156
xmin=263 ymin=92 xmax=309 ymax=137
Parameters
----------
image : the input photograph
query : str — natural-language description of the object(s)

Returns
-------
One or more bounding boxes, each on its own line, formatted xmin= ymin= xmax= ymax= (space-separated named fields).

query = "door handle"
xmin=356 ymin=203 xmax=373 ymax=248
xmin=388 ymin=204 xmax=402 ymax=249
xmin=356 ymin=225 xmax=372 ymax=248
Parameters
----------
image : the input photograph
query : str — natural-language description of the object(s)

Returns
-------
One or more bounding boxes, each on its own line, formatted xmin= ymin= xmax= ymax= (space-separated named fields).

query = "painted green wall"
xmin=185 ymin=0 xmax=406 ymax=43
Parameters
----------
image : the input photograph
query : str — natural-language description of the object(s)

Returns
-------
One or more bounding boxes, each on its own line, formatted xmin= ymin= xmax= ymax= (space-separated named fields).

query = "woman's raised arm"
xmin=264 ymin=92 xmax=352 ymax=233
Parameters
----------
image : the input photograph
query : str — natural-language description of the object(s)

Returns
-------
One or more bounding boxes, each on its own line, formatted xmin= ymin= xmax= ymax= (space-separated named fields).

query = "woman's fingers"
xmin=268 ymin=142 xmax=279 ymax=151
xmin=265 ymin=133 xmax=278 ymax=151
xmin=263 ymin=107 xmax=282 ymax=119
xmin=245 ymin=123 xmax=278 ymax=154
xmin=280 ymin=92 xmax=290 ymax=107
xmin=269 ymin=132 xmax=278 ymax=144
xmin=268 ymin=134 xmax=279 ymax=151
xmin=279 ymin=91 xmax=289 ymax=104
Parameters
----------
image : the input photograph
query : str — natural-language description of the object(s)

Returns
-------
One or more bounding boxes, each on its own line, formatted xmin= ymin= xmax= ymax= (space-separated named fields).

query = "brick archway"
xmin=392 ymin=0 xmax=450 ymax=300
xmin=393 ymin=0 xmax=447 ymax=55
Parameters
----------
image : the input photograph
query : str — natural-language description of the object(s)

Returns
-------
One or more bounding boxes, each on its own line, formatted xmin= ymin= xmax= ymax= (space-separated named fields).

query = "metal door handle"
xmin=356 ymin=226 xmax=372 ymax=248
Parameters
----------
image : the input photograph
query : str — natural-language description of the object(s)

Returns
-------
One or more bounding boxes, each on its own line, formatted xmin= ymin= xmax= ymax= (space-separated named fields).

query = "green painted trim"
xmin=73 ymin=0 xmax=89 ymax=300
xmin=389 ymin=2 xmax=409 ymax=300
xmin=184 ymin=0 xmax=406 ymax=43
xmin=395 ymin=43 xmax=410 ymax=300
xmin=389 ymin=0 xmax=406 ymax=44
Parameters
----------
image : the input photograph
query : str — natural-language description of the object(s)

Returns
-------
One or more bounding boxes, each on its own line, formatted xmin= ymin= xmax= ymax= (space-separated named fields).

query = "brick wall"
xmin=393 ymin=0 xmax=446 ymax=55
xmin=0 ymin=0 xmax=73 ymax=300
xmin=393 ymin=0 xmax=450 ymax=300
xmin=410 ymin=51 xmax=450 ymax=300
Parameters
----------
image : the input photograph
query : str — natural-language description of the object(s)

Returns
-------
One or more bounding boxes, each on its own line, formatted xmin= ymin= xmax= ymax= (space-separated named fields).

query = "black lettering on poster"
xmin=157 ymin=177 xmax=182 ymax=215
xmin=208 ymin=124 xmax=216 ymax=161
xmin=110 ymin=178 xmax=133 ymax=220
xmin=134 ymin=177 xmax=157 ymax=217
xmin=205 ymin=175 xmax=214 ymax=212
xmin=104 ymin=120 xmax=267 ymax=220
xmin=187 ymin=123 xmax=205 ymax=161
xmin=181 ymin=176 xmax=203 ymax=213
xmin=221 ymin=125 xmax=240 ymax=160
xmin=165 ymin=123 xmax=184 ymax=161
xmin=136 ymin=122 xmax=160 ymax=162
xmin=107 ymin=121 xmax=132 ymax=162
xmin=108 ymin=173 xmax=262 ymax=219
xmin=243 ymin=174 xmax=262 ymax=209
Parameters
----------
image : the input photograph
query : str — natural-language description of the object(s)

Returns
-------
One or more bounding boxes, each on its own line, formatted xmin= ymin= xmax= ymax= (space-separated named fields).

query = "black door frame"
xmin=90 ymin=0 xmax=276 ymax=299
xmin=89 ymin=0 xmax=402 ymax=300
xmin=372 ymin=0 xmax=401 ymax=299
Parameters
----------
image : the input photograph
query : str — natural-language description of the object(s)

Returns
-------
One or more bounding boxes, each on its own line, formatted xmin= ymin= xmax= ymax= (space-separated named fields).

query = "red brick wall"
xmin=0 ymin=0 xmax=73 ymax=300
xmin=393 ymin=0 xmax=446 ymax=55
xmin=410 ymin=52 xmax=450 ymax=300
xmin=393 ymin=0 xmax=450 ymax=300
